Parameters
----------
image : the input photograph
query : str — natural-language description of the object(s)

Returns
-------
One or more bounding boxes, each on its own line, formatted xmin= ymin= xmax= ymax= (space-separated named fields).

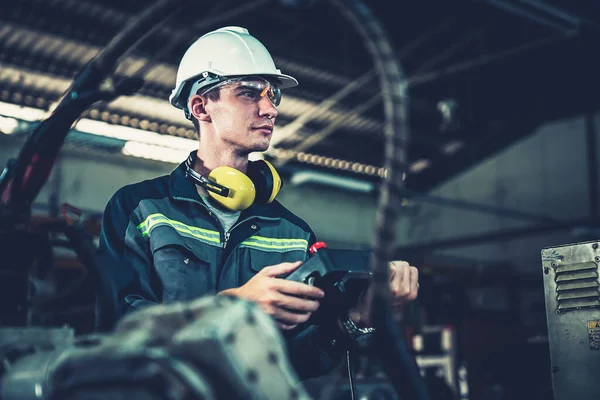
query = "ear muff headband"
xmin=186 ymin=165 xmax=230 ymax=197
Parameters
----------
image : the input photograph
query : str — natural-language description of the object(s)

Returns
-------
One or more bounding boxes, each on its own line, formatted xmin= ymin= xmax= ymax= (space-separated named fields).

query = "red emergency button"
xmin=309 ymin=241 xmax=327 ymax=254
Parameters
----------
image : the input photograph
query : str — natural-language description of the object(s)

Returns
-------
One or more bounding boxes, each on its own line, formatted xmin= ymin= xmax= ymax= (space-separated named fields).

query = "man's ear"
xmin=189 ymin=94 xmax=211 ymax=122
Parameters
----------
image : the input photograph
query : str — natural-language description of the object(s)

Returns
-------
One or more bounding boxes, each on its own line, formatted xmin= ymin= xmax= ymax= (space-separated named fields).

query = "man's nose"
xmin=258 ymin=96 xmax=278 ymax=119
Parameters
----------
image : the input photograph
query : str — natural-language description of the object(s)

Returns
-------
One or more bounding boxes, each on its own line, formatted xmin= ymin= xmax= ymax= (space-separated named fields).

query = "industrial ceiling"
xmin=1 ymin=0 xmax=599 ymax=192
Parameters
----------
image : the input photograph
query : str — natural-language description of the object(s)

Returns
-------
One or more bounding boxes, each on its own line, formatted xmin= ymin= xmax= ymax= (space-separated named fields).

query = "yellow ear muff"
xmin=207 ymin=166 xmax=256 ymax=211
xmin=262 ymin=160 xmax=281 ymax=203
xmin=246 ymin=159 xmax=282 ymax=204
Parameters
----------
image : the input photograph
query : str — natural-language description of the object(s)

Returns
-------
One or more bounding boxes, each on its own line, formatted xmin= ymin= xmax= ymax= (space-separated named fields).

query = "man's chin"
xmin=250 ymin=142 xmax=270 ymax=153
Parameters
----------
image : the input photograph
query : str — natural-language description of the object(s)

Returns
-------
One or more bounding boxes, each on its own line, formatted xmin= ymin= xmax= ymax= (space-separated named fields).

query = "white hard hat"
xmin=169 ymin=26 xmax=298 ymax=112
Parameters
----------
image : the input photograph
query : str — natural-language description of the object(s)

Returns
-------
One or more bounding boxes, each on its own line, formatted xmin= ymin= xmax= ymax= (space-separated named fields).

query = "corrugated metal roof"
xmin=1 ymin=0 xmax=599 ymax=189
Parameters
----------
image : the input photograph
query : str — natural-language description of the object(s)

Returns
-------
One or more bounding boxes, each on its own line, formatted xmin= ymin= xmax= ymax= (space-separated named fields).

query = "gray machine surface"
xmin=0 ymin=296 xmax=309 ymax=400
xmin=542 ymin=240 xmax=600 ymax=400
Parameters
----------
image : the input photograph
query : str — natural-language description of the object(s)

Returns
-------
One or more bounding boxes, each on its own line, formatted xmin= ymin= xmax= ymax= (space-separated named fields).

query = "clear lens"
xmin=269 ymin=87 xmax=282 ymax=107
xmin=199 ymin=77 xmax=282 ymax=107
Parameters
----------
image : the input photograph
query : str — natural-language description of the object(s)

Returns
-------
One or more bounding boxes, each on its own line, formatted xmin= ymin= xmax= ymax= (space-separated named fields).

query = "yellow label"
xmin=588 ymin=320 xmax=600 ymax=350
xmin=588 ymin=321 xmax=600 ymax=329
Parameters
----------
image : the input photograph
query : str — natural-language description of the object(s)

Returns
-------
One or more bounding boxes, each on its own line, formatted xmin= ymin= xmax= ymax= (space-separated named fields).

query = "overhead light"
xmin=0 ymin=115 xmax=19 ymax=134
xmin=290 ymin=170 xmax=375 ymax=193
xmin=442 ymin=140 xmax=464 ymax=155
xmin=437 ymin=98 xmax=460 ymax=132
xmin=0 ymin=100 xmax=197 ymax=164
xmin=0 ymin=100 xmax=197 ymax=150
xmin=409 ymin=159 xmax=431 ymax=173
xmin=122 ymin=141 xmax=190 ymax=164
xmin=0 ymin=101 xmax=46 ymax=121
xmin=73 ymin=119 xmax=197 ymax=150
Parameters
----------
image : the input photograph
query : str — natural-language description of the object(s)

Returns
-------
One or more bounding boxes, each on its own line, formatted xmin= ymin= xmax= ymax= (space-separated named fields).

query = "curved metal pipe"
xmin=327 ymin=1 xmax=429 ymax=399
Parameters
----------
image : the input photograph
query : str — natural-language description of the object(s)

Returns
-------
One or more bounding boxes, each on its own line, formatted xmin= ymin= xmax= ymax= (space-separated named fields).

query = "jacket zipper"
xmin=220 ymin=216 xmax=254 ymax=253
xmin=223 ymin=231 xmax=231 ymax=249
xmin=217 ymin=216 xmax=279 ymax=288
xmin=217 ymin=219 xmax=254 ymax=288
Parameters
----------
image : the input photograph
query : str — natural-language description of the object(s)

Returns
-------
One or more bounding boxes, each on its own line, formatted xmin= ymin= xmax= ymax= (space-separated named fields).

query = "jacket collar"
xmin=169 ymin=151 xmax=203 ymax=202
xmin=169 ymin=150 xmax=281 ymax=221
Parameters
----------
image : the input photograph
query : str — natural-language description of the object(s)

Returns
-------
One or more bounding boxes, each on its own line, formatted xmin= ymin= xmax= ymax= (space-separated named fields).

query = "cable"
xmin=347 ymin=350 xmax=357 ymax=400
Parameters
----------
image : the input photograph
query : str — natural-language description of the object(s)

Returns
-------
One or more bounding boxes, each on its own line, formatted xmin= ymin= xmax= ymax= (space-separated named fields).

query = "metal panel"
xmin=542 ymin=240 xmax=600 ymax=400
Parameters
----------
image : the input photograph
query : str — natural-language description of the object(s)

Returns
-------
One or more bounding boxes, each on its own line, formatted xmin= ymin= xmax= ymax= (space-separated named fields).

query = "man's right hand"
xmin=220 ymin=261 xmax=324 ymax=330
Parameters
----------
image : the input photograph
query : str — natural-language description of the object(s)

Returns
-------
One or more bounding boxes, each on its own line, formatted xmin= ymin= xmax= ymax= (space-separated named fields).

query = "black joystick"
xmin=285 ymin=241 xmax=373 ymax=323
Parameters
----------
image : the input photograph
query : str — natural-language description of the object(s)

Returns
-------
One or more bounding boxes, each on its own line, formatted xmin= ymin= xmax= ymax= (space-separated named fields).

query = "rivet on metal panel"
xmin=268 ymin=352 xmax=278 ymax=364
xmin=290 ymin=388 xmax=299 ymax=399
xmin=224 ymin=333 xmax=235 ymax=344
xmin=246 ymin=369 xmax=258 ymax=383
xmin=183 ymin=309 xmax=195 ymax=322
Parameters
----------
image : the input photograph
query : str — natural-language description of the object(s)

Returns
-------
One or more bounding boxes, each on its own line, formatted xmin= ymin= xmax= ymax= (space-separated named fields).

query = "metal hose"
xmin=327 ymin=1 xmax=429 ymax=399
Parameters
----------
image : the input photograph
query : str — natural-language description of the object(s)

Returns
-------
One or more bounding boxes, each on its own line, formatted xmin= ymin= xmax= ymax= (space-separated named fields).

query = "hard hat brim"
xmin=265 ymin=73 xmax=298 ymax=90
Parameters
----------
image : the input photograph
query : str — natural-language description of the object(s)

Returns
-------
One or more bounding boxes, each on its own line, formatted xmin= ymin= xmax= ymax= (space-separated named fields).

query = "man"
xmin=95 ymin=26 xmax=419 ymax=380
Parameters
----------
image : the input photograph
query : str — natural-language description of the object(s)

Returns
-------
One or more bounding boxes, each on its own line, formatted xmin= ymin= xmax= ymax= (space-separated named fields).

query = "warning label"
xmin=588 ymin=320 xmax=600 ymax=350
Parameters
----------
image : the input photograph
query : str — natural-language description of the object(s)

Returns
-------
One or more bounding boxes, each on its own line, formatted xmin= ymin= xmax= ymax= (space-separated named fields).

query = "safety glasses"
xmin=199 ymin=76 xmax=283 ymax=107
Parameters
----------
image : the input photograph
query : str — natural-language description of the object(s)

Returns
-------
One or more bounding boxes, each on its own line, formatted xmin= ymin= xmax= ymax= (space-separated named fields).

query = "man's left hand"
xmin=348 ymin=260 xmax=419 ymax=327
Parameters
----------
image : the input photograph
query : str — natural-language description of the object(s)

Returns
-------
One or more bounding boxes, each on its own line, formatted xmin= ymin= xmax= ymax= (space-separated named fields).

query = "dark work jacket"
xmin=94 ymin=155 xmax=344 ymax=380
